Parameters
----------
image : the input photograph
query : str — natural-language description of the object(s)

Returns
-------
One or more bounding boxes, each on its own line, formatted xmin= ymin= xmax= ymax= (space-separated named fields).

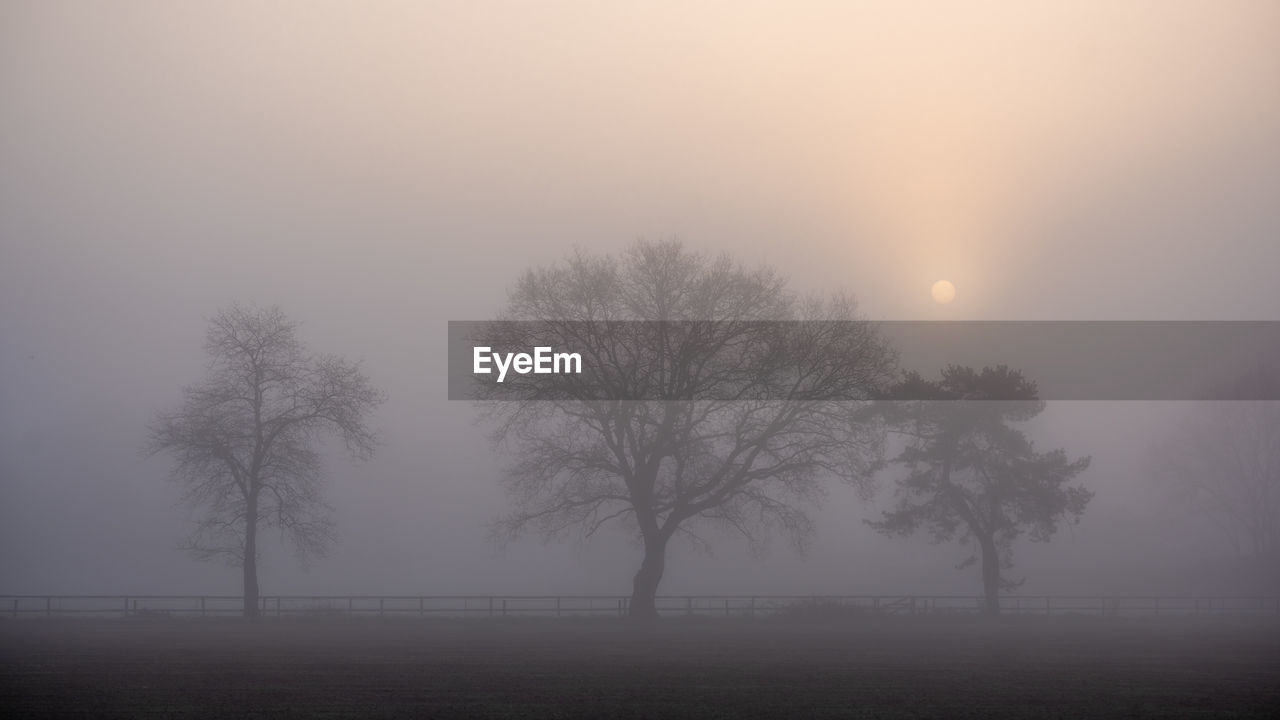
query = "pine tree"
xmin=870 ymin=365 xmax=1092 ymax=614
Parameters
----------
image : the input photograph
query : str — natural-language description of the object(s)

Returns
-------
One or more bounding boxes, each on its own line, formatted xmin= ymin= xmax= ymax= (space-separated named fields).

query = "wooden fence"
xmin=3 ymin=594 xmax=1278 ymax=619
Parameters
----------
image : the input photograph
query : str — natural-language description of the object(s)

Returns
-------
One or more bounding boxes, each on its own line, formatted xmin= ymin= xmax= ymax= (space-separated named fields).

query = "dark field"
xmin=2 ymin=616 xmax=1278 ymax=718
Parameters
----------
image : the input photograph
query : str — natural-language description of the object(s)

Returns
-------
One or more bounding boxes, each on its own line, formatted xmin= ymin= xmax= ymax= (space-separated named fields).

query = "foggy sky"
xmin=2 ymin=1 xmax=1278 ymax=598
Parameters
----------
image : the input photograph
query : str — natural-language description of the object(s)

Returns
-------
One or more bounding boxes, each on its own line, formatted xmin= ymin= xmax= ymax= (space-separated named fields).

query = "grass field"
xmin=2 ymin=615 xmax=1278 ymax=718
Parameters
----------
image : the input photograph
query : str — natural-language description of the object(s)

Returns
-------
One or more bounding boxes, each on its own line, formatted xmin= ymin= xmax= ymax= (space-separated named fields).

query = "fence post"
xmin=725 ymin=598 xmax=730 ymax=617
xmin=687 ymin=597 xmax=693 ymax=616
xmin=277 ymin=597 xmax=282 ymax=617
xmin=12 ymin=599 xmax=17 ymax=619
xmin=502 ymin=598 xmax=507 ymax=617
xmin=749 ymin=597 xmax=755 ymax=618
xmin=46 ymin=597 xmax=51 ymax=617
xmin=348 ymin=597 xmax=353 ymax=615
xmin=556 ymin=597 xmax=561 ymax=617
xmin=124 ymin=597 xmax=129 ymax=618
xmin=420 ymin=597 xmax=424 ymax=618
xmin=379 ymin=598 xmax=384 ymax=618
xmin=488 ymin=597 xmax=493 ymax=617
xmin=201 ymin=597 xmax=206 ymax=617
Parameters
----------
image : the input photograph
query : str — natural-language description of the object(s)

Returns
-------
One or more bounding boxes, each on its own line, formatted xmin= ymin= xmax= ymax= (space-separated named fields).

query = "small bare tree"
xmin=1153 ymin=390 xmax=1279 ymax=571
xmin=147 ymin=305 xmax=384 ymax=617
xmin=478 ymin=240 xmax=896 ymax=618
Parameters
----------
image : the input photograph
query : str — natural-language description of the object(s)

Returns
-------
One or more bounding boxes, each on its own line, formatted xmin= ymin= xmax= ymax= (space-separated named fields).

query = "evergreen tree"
xmin=870 ymin=365 xmax=1092 ymax=614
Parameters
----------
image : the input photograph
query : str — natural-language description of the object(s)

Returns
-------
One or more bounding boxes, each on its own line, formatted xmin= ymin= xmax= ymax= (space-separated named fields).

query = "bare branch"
xmin=476 ymin=240 xmax=895 ymax=608
xmin=147 ymin=305 xmax=384 ymax=579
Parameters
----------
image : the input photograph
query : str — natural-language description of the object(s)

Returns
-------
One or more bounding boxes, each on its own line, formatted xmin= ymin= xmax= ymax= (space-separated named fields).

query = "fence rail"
xmin=3 ymin=594 xmax=1278 ymax=619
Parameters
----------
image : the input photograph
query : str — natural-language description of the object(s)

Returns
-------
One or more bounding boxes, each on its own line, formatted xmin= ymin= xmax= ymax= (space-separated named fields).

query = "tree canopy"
xmin=147 ymin=305 xmax=384 ymax=616
xmin=869 ymin=365 xmax=1093 ymax=614
xmin=477 ymin=240 xmax=897 ymax=617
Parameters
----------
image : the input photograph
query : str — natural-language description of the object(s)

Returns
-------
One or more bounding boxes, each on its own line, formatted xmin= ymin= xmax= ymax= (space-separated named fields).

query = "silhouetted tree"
xmin=869 ymin=366 xmax=1092 ymax=614
xmin=478 ymin=240 xmax=896 ymax=618
xmin=1151 ymin=366 xmax=1279 ymax=583
xmin=147 ymin=306 xmax=384 ymax=617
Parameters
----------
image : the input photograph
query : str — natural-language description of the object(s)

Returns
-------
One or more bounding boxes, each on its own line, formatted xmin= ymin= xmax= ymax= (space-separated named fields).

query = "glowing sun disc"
xmin=931 ymin=280 xmax=956 ymax=304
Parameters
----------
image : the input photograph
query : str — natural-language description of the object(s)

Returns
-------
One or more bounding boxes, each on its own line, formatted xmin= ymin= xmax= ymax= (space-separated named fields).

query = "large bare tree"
xmin=148 ymin=306 xmax=384 ymax=617
xmin=477 ymin=240 xmax=896 ymax=618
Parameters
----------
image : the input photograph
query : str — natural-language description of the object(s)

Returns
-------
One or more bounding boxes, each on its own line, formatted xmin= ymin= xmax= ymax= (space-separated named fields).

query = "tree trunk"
xmin=629 ymin=533 xmax=668 ymax=620
xmin=243 ymin=495 xmax=260 ymax=619
xmin=979 ymin=535 xmax=1000 ymax=616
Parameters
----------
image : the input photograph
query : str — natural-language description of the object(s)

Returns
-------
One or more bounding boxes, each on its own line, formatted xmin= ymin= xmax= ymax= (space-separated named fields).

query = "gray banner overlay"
xmin=448 ymin=321 xmax=1280 ymax=401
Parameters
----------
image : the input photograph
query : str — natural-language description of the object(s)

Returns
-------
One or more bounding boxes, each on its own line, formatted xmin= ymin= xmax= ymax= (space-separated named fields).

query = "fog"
xmin=2 ymin=1 xmax=1278 ymax=601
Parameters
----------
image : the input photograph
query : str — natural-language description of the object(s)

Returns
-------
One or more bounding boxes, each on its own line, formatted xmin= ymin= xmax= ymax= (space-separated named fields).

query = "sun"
xmin=931 ymin=280 xmax=956 ymax=304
